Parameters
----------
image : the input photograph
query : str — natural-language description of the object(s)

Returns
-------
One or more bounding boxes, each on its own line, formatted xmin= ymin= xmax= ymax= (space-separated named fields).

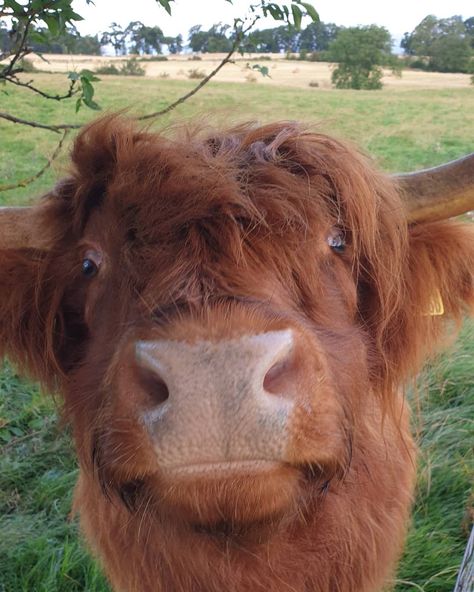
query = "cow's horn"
xmin=0 ymin=206 xmax=52 ymax=249
xmin=395 ymin=153 xmax=474 ymax=223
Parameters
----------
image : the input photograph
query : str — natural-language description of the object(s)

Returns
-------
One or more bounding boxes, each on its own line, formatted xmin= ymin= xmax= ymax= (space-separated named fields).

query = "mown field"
xmin=24 ymin=52 xmax=474 ymax=90
xmin=0 ymin=72 xmax=473 ymax=592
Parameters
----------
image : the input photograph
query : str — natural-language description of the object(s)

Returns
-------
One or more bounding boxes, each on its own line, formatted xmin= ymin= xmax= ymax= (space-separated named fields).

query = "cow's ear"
xmin=381 ymin=221 xmax=474 ymax=388
xmin=0 ymin=204 xmax=67 ymax=387
xmin=0 ymin=248 xmax=47 ymax=378
xmin=406 ymin=221 xmax=474 ymax=321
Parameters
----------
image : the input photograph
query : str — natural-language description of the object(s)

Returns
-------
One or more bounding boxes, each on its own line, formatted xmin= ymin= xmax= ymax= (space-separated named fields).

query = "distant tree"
xmin=100 ymin=21 xmax=164 ymax=55
xmin=243 ymin=27 xmax=282 ymax=52
xmin=401 ymin=14 xmax=438 ymax=57
xmin=1 ymin=23 xmax=102 ymax=55
xmin=244 ymin=25 xmax=297 ymax=53
xmin=129 ymin=23 xmax=164 ymax=54
xmin=274 ymin=24 xmax=299 ymax=52
xmin=101 ymin=22 xmax=128 ymax=55
xmin=72 ymin=33 xmax=101 ymax=55
xmin=299 ymin=21 xmax=341 ymax=52
xmin=188 ymin=23 xmax=232 ymax=53
xmin=164 ymin=33 xmax=182 ymax=54
xmin=244 ymin=26 xmax=296 ymax=53
xmin=465 ymin=17 xmax=474 ymax=48
xmin=400 ymin=32 xmax=414 ymax=56
xmin=0 ymin=18 xmax=9 ymax=53
xmin=402 ymin=15 xmax=473 ymax=73
xmin=329 ymin=26 xmax=397 ymax=90
xmin=429 ymin=34 xmax=471 ymax=72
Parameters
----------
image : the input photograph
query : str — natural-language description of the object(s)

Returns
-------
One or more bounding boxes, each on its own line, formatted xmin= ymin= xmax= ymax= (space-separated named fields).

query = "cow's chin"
xmin=152 ymin=461 xmax=301 ymax=536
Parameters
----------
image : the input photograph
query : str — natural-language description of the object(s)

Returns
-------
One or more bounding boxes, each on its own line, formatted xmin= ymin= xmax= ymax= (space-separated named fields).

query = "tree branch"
xmin=2 ymin=18 xmax=33 ymax=78
xmin=0 ymin=129 xmax=69 ymax=192
xmin=0 ymin=111 xmax=79 ymax=132
xmin=4 ymin=74 xmax=79 ymax=101
xmin=139 ymin=18 xmax=258 ymax=121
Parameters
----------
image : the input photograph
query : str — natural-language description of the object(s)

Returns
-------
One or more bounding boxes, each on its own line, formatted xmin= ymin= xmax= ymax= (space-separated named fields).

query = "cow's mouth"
xmin=163 ymin=459 xmax=281 ymax=478
xmin=115 ymin=460 xmax=333 ymax=533
xmin=190 ymin=513 xmax=284 ymax=543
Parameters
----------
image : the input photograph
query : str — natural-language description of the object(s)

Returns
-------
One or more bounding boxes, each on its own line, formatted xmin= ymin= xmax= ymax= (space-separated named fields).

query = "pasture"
xmin=0 ymin=68 xmax=473 ymax=592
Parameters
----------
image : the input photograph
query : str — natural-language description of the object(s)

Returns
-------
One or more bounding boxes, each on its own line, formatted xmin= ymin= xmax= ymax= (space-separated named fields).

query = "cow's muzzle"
xmin=135 ymin=330 xmax=298 ymax=477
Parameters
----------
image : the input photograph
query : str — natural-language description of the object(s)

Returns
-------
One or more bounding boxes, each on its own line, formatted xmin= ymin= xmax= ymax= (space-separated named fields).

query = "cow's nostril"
xmin=139 ymin=369 xmax=170 ymax=407
xmin=263 ymin=355 xmax=294 ymax=397
xmin=135 ymin=342 xmax=170 ymax=407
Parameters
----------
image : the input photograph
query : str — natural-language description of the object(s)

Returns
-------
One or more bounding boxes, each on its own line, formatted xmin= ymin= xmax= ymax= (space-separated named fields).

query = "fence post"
xmin=454 ymin=524 xmax=474 ymax=591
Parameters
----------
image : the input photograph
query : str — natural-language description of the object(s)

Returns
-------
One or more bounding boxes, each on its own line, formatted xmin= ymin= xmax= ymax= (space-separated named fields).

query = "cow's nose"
xmin=133 ymin=331 xmax=297 ymax=470
xmin=135 ymin=330 xmax=295 ymax=407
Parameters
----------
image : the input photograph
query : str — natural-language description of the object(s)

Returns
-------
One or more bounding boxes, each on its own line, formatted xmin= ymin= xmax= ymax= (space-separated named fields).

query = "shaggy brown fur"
xmin=0 ymin=116 xmax=473 ymax=592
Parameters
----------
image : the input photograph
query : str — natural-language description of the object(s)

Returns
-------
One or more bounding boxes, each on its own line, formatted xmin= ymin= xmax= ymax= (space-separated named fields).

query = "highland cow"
xmin=1 ymin=116 xmax=473 ymax=592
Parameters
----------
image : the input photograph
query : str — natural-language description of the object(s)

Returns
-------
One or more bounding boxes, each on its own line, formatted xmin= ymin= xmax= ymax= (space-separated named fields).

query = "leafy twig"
xmin=2 ymin=75 xmax=79 ymax=101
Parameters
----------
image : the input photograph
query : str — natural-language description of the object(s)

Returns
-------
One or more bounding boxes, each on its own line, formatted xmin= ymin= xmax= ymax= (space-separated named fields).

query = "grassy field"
xmin=0 ymin=71 xmax=473 ymax=592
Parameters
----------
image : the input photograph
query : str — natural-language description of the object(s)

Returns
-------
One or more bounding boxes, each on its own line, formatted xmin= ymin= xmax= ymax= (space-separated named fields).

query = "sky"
xmin=74 ymin=0 xmax=473 ymax=45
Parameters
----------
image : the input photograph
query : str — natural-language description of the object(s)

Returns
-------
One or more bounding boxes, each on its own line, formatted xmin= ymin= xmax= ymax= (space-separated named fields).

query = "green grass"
xmin=1 ymin=73 xmax=474 ymax=204
xmin=0 ymin=364 xmax=108 ymax=592
xmin=0 ymin=73 xmax=473 ymax=591
xmin=394 ymin=323 xmax=474 ymax=592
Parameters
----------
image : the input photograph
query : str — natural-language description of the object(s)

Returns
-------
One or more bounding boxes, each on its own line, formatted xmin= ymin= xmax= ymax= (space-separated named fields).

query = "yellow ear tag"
xmin=428 ymin=290 xmax=444 ymax=316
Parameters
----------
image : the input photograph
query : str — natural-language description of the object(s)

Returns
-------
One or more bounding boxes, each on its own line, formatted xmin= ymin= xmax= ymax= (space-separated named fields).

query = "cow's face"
xmin=1 ymin=117 xmax=472 ymax=540
xmin=52 ymin=122 xmax=374 ymax=531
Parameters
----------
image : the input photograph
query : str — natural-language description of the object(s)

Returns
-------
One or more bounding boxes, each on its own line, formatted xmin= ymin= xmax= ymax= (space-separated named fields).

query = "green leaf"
xmin=265 ymin=4 xmax=284 ymax=21
xmin=28 ymin=418 xmax=45 ymax=430
xmin=79 ymin=77 xmax=101 ymax=110
xmin=30 ymin=0 xmax=43 ymax=11
xmin=75 ymin=97 xmax=82 ymax=113
xmin=79 ymin=69 xmax=100 ymax=82
xmin=4 ymin=0 xmax=24 ymax=15
xmin=298 ymin=1 xmax=319 ymax=22
xmin=68 ymin=11 xmax=84 ymax=22
xmin=0 ymin=429 xmax=12 ymax=443
xmin=83 ymin=98 xmax=101 ymax=110
xmin=67 ymin=71 xmax=80 ymax=81
xmin=156 ymin=0 xmax=174 ymax=15
xmin=291 ymin=4 xmax=302 ymax=30
xmin=43 ymin=15 xmax=60 ymax=37
xmin=80 ymin=78 xmax=94 ymax=103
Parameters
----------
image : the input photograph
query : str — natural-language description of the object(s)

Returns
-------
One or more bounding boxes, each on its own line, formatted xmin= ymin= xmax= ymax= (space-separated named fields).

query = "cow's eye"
xmin=81 ymin=249 xmax=102 ymax=278
xmin=82 ymin=258 xmax=98 ymax=278
xmin=327 ymin=229 xmax=346 ymax=253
